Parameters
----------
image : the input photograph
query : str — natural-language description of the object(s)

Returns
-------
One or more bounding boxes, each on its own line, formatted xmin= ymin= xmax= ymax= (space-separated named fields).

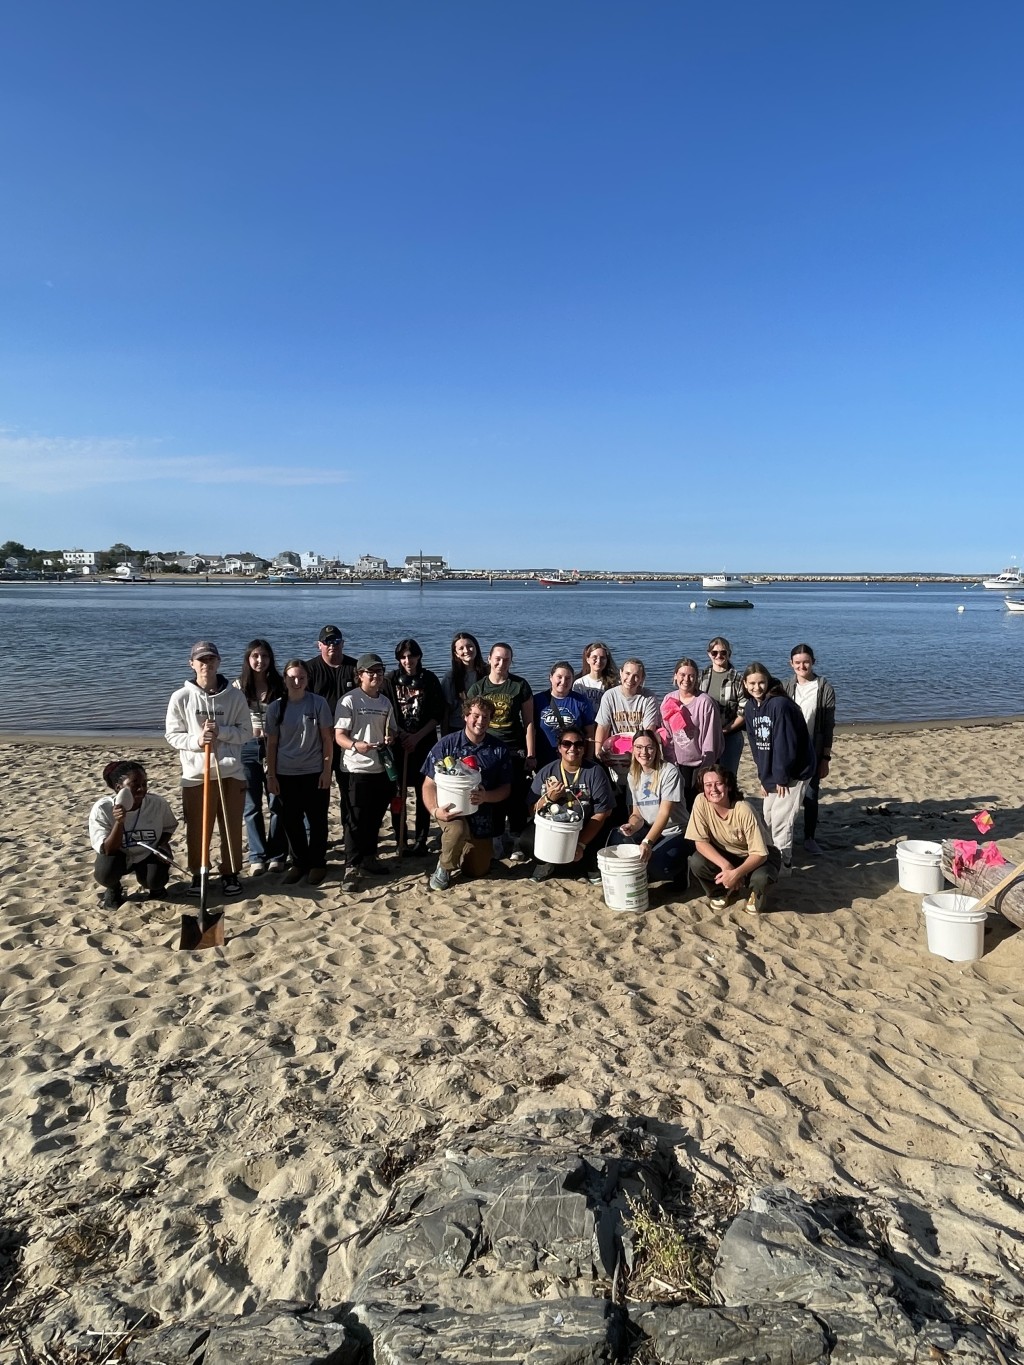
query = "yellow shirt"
xmin=685 ymin=796 xmax=768 ymax=860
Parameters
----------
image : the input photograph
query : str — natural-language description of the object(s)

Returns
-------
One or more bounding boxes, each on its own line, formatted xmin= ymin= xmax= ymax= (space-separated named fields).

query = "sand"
xmin=0 ymin=723 xmax=1023 ymax=1340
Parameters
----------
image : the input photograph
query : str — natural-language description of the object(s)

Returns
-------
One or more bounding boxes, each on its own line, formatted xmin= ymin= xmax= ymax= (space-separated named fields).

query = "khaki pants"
xmin=439 ymin=817 xmax=493 ymax=877
xmin=182 ymin=778 xmax=246 ymax=874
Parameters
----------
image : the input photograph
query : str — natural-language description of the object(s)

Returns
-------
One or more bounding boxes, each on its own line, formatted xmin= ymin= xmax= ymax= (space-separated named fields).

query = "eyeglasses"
xmin=633 ymin=745 xmax=656 ymax=754
xmin=363 ymin=667 xmax=384 ymax=675
xmin=559 ymin=740 xmax=585 ymax=749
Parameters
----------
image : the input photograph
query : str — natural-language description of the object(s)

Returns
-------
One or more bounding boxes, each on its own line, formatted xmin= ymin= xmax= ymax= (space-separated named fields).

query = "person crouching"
xmin=89 ymin=761 xmax=178 ymax=910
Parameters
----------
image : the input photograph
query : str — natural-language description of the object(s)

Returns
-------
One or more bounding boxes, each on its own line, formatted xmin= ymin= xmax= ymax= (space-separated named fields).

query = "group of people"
xmin=88 ymin=626 xmax=835 ymax=916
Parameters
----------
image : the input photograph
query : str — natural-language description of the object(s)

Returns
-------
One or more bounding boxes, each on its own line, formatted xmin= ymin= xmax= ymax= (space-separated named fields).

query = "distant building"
xmin=223 ymin=555 xmax=268 ymax=575
xmin=62 ymin=550 xmax=97 ymax=566
xmin=404 ymin=554 xmax=447 ymax=574
xmin=356 ymin=554 xmax=389 ymax=575
xmin=300 ymin=551 xmax=328 ymax=572
xmin=274 ymin=551 xmax=301 ymax=569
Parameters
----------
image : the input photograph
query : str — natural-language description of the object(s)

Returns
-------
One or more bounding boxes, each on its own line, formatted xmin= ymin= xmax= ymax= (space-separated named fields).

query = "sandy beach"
xmin=1 ymin=722 xmax=1023 ymax=1348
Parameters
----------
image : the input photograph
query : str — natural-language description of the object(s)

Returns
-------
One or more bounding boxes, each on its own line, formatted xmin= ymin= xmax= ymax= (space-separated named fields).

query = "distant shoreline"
xmin=0 ymin=572 xmax=999 ymax=586
xmin=3 ymin=714 xmax=1022 ymax=748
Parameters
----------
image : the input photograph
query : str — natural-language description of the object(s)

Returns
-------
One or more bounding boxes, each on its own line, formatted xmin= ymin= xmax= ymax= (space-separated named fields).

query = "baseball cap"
xmin=356 ymin=652 xmax=384 ymax=673
xmin=318 ymin=625 xmax=344 ymax=644
xmin=190 ymin=640 xmax=220 ymax=661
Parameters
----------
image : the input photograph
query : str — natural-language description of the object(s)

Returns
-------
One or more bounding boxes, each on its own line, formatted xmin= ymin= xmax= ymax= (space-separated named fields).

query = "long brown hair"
xmin=577 ymin=641 xmax=617 ymax=689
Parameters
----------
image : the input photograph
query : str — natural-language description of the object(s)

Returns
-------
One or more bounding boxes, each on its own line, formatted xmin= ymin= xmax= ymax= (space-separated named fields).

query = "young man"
xmin=306 ymin=625 xmax=358 ymax=817
xmin=466 ymin=643 xmax=535 ymax=858
xmin=420 ymin=697 xmax=512 ymax=891
xmin=529 ymin=725 xmax=614 ymax=883
xmin=165 ymin=641 xmax=253 ymax=897
xmin=334 ymin=653 xmax=399 ymax=891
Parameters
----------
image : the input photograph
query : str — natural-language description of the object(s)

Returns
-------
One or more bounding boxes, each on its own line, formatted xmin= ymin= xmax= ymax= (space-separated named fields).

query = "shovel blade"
xmin=179 ymin=911 xmax=225 ymax=951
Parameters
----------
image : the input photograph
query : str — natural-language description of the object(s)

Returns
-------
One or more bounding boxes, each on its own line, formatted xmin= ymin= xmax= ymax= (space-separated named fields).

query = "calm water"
xmin=0 ymin=580 xmax=1020 ymax=733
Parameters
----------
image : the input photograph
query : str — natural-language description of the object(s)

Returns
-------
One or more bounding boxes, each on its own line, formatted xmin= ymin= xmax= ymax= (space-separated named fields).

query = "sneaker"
xmin=342 ymin=868 xmax=362 ymax=892
xmin=101 ymin=885 xmax=124 ymax=910
xmin=306 ymin=867 xmax=327 ymax=886
xmin=249 ymin=861 xmax=267 ymax=877
xmin=586 ymin=871 xmax=603 ymax=885
xmin=745 ymin=890 xmax=765 ymax=914
xmin=429 ymin=863 xmax=452 ymax=892
xmin=778 ymin=858 xmax=793 ymax=879
xmin=803 ymin=838 xmax=823 ymax=856
xmin=509 ymin=849 xmax=528 ymax=864
xmin=282 ymin=867 xmax=305 ymax=885
xmin=268 ymin=859 xmax=287 ymax=874
xmin=530 ymin=863 xmax=551 ymax=883
xmin=221 ymin=875 xmax=243 ymax=897
xmin=709 ymin=895 xmax=729 ymax=910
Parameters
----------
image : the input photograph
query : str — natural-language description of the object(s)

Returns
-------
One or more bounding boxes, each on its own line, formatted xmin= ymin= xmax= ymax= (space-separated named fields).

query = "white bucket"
xmin=533 ymin=813 xmax=581 ymax=865
xmin=921 ymin=891 xmax=986 ymax=962
xmin=434 ymin=770 xmax=479 ymax=816
xmin=598 ymin=845 xmax=649 ymax=912
xmin=896 ymin=840 xmax=944 ymax=894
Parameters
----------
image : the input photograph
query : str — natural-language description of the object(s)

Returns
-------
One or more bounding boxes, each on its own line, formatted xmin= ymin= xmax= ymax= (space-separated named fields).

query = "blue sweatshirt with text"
xmin=744 ymin=693 xmax=815 ymax=791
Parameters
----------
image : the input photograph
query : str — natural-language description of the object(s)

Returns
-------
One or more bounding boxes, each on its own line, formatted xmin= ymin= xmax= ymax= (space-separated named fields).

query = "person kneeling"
xmin=685 ymin=763 xmax=781 ymax=912
xmin=528 ymin=726 xmax=613 ymax=884
xmin=421 ymin=698 xmax=511 ymax=891
xmin=89 ymin=761 xmax=178 ymax=910
xmin=607 ymin=730 xmax=690 ymax=883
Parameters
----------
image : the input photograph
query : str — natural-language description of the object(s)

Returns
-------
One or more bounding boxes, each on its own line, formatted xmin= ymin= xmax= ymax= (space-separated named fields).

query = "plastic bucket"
xmin=921 ymin=891 xmax=986 ymax=962
xmin=896 ymin=840 xmax=944 ymax=894
xmin=598 ymin=845 xmax=649 ymax=912
xmin=534 ymin=813 xmax=581 ymax=865
xmin=434 ymin=771 xmax=479 ymax=816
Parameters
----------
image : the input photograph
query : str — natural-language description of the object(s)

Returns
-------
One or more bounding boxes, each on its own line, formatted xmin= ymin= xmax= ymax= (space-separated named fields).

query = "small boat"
xmin=104 ymin=564 xmax=149 ymax=583
xmin=706 ymin=597 xmax=753 ymax=609
xmin=399 ymin=576 xmax=419 ymax=585
xmin=1004 ymin=597 xmax=1024 ymax=613
xmin=266 ymin=570 xmax=300 ymax=583
xmin=702 ymin=572 xmax=751 ymax=590
xmin=537 ymin=571 xmax=580 ymax=587
xmin=983 ymin=564 xmax=1023 ymax=589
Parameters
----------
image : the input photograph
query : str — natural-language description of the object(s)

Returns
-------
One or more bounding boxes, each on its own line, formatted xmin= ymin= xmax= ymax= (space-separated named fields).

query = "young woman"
xmin=697 ymin=637 xmax=747 ymax=773
xmin=440 ymin=632 xmax=484 ymax=734
xmin=528 ymin=725 xmax=614 ymax=883
xmin=534 ymin=661 xmax=597 ymax=766
xmin=573 ymin=641 xmax=618 ymax=706
xmin=686 ymin=764 xmax=780 ymax=913
xmin=383 ymin=638 xmax=446 ymax=855
xmin=660 ymin=657 xmax=723 ymax=809
xmin=89 ymin=761 xmax=178 ymax=909
xmin=742 ymin=662 xmax=815 ymax=871
xmin=265 ymin=659 xmax=335 ymax=887
xmin=783 ymin=644 xmax=836 ymax=856
xmin=606 ymin=730 xmax=688 ymax=883
xmin=234 ymin=639 xmax=287 ymax=875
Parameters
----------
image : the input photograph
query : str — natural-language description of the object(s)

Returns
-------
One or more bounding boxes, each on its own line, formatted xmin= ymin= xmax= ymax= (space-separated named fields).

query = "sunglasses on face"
xmin=560 ymin=740 xmax=585 ymax=749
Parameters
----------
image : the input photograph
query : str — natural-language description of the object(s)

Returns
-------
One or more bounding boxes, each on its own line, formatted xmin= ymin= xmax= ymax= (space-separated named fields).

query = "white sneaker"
xmin=709 ymin=895 xmax=729 ymax=910
xmin=509 ymin=850 xmax=528 ymax=864
xmin=249 ymin=861 xmax=267 ymax=877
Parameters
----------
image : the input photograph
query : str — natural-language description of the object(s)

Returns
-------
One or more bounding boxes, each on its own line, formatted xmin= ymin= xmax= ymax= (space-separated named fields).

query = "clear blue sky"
xmin=1 ymin=2 xmax=1021 ymax=572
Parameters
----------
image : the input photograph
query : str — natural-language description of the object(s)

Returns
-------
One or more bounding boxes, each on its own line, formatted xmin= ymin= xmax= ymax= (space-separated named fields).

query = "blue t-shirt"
xmin=421 ymin=731 xmax=513 ymax=838
xmin=533 ymin=689 xmax=596 ymax=765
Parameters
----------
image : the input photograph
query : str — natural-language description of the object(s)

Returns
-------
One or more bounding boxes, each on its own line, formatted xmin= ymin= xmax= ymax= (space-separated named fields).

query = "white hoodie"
xmin=165 ymin=677 xmax=253 ymax=786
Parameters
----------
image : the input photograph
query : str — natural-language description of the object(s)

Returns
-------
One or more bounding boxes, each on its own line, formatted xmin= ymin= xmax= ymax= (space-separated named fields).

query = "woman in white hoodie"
xmin=165 ymin=640 xmax=253 ymax=898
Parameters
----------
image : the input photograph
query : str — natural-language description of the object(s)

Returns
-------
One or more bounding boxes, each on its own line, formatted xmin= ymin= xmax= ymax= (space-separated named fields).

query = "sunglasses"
xmin=560 ymin=740 xmax=585 ymax=749
xmin=710 ymin=650 xmax=729 ymax=658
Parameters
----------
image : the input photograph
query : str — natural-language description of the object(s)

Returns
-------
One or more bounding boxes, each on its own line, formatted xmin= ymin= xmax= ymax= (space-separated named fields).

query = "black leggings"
xmin=94 ymin=851 xmax=169 ymax=893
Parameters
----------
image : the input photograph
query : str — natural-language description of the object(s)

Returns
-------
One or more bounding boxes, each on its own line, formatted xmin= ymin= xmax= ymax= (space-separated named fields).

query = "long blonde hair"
xmin=628 ymin=729 xmax=664 ymax=788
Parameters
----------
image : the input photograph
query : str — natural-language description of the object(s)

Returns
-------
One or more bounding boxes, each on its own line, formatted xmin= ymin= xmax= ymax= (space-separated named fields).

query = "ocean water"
xmin=0 ymin=579 xmax=1020 ymax=733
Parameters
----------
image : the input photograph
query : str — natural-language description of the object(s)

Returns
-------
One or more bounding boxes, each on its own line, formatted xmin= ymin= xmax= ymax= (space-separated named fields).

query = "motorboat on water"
xmin=1004 ymin=597 xmax=1024 ymax=613
xmin=536 ymin=571 xmax=580 ymax=587
xmin=702 ymin=572 xmax=751 ymax=590
xmin=706 ymin=597 xmax=753 ymax=609
xmin=983 ymin=564 xmax=1023 ymax=589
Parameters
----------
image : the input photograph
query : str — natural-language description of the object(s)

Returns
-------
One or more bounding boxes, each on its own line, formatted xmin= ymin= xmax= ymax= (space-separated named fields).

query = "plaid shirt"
xmin=697 ymin=666 xmax=747 ymax=728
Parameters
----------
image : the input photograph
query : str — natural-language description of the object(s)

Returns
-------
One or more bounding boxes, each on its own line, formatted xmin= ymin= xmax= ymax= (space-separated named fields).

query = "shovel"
xmin=179 ymin=742 xmax=224 ymax=950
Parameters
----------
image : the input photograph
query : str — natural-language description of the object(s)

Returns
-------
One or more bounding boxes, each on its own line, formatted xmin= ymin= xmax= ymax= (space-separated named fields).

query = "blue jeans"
xmin=720 ymin=729 xmax=745 ymax=775
xmin=242 ymin=739 xmax=286 ymax=863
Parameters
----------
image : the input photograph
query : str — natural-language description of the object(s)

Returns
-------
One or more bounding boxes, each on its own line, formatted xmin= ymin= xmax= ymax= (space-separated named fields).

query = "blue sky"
xmin=1 ymin=2 xmax=1021 ymax=572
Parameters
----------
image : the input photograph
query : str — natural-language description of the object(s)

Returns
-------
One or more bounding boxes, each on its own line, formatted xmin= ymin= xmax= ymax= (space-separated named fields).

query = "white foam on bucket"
xmin=533 ymin=813 xmax=580 ymax=865
xmin=896 ymin=840 xmax=944 ymax=894
xmin=434 ymin=771 xmax=479 ymax=816
xmin=921 ymin=891 xmax=986 ymax=962
xmin=598 ymin=845 xmax=649 ymax=912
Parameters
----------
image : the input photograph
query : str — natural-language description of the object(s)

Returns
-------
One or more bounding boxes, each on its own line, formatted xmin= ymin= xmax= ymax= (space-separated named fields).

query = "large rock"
xmin=126 ymin=1307 xmax=369 ymax=1364
xmin=357 ymin=1298 xmax=623 ymax=1365
xmin=354 ymin=1114 xmax=671 ymax=1304
xmin=633 ymin=1302 xmax=828 ymax=1365
xmin=712 ymin=1186 xmax=895 ymax=1308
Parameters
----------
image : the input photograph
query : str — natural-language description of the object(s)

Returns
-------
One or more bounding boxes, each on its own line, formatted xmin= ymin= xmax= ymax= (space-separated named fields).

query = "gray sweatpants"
xmin=763 ymin=781 xmax=809 ymax=864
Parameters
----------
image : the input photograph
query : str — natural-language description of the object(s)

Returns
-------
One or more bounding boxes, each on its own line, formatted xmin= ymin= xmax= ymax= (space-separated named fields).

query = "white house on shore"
xmin=356 ymin=554 xmax=388 ymax=576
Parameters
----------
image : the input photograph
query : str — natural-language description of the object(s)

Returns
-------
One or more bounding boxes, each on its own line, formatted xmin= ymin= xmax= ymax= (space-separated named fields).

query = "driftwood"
xmin=941 ymin=841 xmax=1024 ymax=931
